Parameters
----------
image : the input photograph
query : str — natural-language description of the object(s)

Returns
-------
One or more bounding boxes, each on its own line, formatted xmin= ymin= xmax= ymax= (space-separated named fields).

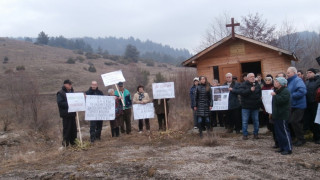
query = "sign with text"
xmin=101 ymin=70 xmax=126 ymax=87
xmin=85 ymin=95 xmax=115 ymax=121
xmin=152 ymin=82 xmax=175 ymax=99
xmin=262 ymin=90 xmax=273 ymax=114
xmin=315 ymin=103 xmax=320 ymax=124
xmin=66 ymin=93 xmax=86 ymax=112
xmin=211 ymin=86 xmax=229 ymax=111
xmin=133 ymin=103 xmax=155 ymax=120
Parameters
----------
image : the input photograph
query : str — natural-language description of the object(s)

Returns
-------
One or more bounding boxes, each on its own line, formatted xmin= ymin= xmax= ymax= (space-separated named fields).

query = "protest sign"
xmin=101 ymin=70 xmax=126 ymax=87
xmin=152 ymin=82 xmax=175 ymax=99
xmin=66 ymin=93 xmax=86 ymax=112
xmin=262 ymin=90 xmax=273 ymax=114
xmin=85 ymin=95 xmax=115 ymax=120
xmin=133 ymin=103 xmax=155 ymax=120
xmin=211 ymin=86 xmax=229 ymax=111
xmin=315 ymin=103 xmax=320 ymax=124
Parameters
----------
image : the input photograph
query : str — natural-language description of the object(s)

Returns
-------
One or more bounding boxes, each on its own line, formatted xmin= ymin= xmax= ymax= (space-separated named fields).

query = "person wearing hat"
xmin=56 ymin=79 xmax=77 ymax=147
xmin=286 ymin=67 xmax=307 ymax=146
xmin=304 ymin=68 xmax=320 ymax=144
xmin=271 ymin=77 xmax=292 ymax=155
xmin=190 ymin=77 xmax=199 ymax=129
xmin=115 ymin=82 xmax=132 ymax=134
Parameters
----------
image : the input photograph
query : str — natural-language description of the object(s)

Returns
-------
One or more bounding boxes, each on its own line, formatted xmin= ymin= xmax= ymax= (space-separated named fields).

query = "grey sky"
xmin=1 ymin=0 xmax=319 ymax=53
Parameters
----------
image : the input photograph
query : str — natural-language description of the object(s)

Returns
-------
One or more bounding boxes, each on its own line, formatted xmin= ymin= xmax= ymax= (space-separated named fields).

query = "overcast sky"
xmin=0 ymin=0 xmax=319 ymax=53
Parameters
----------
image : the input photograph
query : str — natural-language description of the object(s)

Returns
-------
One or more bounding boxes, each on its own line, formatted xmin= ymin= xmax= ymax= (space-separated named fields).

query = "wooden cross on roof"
xmin=226 ymin=18 xmax=240 ymax=39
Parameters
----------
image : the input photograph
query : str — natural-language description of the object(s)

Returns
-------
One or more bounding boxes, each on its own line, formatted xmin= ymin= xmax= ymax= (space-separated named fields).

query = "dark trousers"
xmin=289 ymin=108 xmax=305 ymax=142
xmin=121 ymin=108 xmax=132 ymax=134
xmin=226 ymin=108 xmax=241 ymax=131
xmin=305 ymin=102 xmax=320 ymax=141
xmin=62 ymin=116 xmax=77 ymax=146
xmin=157 ymin=113 xmax=166 ymax=131
xmin=90 ymin=120 xmax=103 ymax=142
xmin=138 ymin=119 xmax=150 ymax=131
xmin=211 ymin=111 xmax=224 ymax=127
xmin=268 ymin=122 xmax=278 ymax=146
xmin=111 ymin=127 xmax=120 ymax=137
xmin=274 ymin=119 xmax=292 ymax=152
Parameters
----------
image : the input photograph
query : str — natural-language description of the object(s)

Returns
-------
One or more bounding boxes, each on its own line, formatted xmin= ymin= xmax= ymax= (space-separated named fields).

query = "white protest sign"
xmin=152 ymin=82 xmax=175 ymax=99
xmin=101 ymin=70 xmax=126 ymax=87
xmin=133 ymin=103 xmax=155 ymax=120
xmin=262 ymin=90 xmax=273 ymax=114
xmin=211 ymin=86 xmax=229 ymax=111
xmin=315 ymin=103 xmax=320 ymax=124
xmin=66 ymin=93 xmax=86 ymax=112
xmin=85 ymin=95 xmax=115 ymax=121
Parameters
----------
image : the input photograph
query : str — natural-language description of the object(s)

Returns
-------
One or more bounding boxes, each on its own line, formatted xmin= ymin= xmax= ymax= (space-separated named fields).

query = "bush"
xmin=108 ymin=55 xmax=120 ymax=61
xmin=88 ymin=65 xmax=96 ymax=72
xmin=118 ymin=58 xmax=131 ymax=65
xmin=85 ymin=52 xmax=100 ymax=59
xmin=146 ymin=61 xmax=155 ymax=67
xmin=76 ymin=56 xmax=85 ymax=63
xmin=104 ymin=62 xmax=118 ymax=66
xmin=3 ymin=56 xmax=9 ymax=64
xmin=66 ymin=58 xmax=76 ymax=64
xmin=16 ymin=65 xmax=25 ymax=71
xmin=75 ymin=50 xmax=84 ymax=55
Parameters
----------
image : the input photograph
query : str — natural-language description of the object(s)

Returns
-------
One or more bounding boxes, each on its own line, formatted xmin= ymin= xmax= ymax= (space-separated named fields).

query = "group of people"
xmin=190 ymin=67 xmax=320 ymax=155
xmin=57 ymin=81 xmax=169 ymax=146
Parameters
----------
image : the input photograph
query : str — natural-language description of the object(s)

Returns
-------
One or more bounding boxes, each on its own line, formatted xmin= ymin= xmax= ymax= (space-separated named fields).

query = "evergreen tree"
xmin=124 ymin=44 xmax=139 ymax=62
xmin=36 ymin=31 xmax=49 ymax=45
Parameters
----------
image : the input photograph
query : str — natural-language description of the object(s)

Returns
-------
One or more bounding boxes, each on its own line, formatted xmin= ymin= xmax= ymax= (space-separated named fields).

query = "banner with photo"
xmin=211 ymin=86 xmax=229 ymax=111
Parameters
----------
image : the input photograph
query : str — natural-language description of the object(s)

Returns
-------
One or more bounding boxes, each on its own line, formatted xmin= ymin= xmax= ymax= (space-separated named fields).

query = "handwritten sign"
xmin=85 ymin=95 xmax=115 ymax=121
xmin=152 ymin=82 xmax=175 ymax=99
xmin=315 ymin=103 xmax=320 ymax=125
xmin=133 ymin=103 xmax=155 ymax=120
xmin=262 ymin=90 xmax=273 ymax=114
xmin=66 ymin=93 xmax=86 ymax=112
xmin=101 ymin=70 xmax=126 ymax=86
xmin=211 ymin=86 xmax=229 ymax=111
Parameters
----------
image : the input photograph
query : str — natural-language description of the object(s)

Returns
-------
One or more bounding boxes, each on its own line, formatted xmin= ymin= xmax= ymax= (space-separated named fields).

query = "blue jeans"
xmin=197 ymin=116 xmax=210 ymax=124
xmin=242 ymin=109 xmax=259 ymax=136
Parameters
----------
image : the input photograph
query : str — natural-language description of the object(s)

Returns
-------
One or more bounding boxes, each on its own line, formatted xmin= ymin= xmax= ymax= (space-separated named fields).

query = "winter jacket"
xmin=190 ymin=85 xmax=197 ymax=109
xmin=85 ymin=87 xmax=104 ymax=96
xmin=56 ymin=86 xmax=76 ymax=118
xmin=272 ymin=87 xmax=290 ymax=120
xmin=133 ymin=92 xmax=150 ymax=104
xmin=195 ymin=84 xmax=213 ymax=117
xmin=223 ymin=81 xmax=241 ymax=110
xmin=115 ymin=89 xmax=132 ymax=109
xmin=305 ymin=75 xmax=320 ymax=103
xmin=237 ymin=80 xmax=262 ymax=109
xmin=153 ymin=99 xmax=169 ymax=114
xmin=287 ymin=75 xmax=307 ymax=109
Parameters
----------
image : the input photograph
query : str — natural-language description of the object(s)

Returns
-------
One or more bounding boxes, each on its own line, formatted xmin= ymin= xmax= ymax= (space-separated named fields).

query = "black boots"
xmin=112 ymin=127 xmax=120 ymax=137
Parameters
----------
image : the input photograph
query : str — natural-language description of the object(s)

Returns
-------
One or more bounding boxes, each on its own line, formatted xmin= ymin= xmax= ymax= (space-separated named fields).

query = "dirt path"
xmin=1 ymin=127 xmax=320 ymax=179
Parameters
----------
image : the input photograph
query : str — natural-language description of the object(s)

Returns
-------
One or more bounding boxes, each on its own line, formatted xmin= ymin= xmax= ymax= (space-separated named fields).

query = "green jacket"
xmin=272 ymin=87 xmax=290 ymax=120
xmin=115 ymin=89 xmax=132 ymax=109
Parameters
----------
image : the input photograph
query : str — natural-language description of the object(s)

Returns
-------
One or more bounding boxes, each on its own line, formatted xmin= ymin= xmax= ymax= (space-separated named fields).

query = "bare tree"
xmin=296 ymin=30 xmax=320 ymax=69
xmin=276 ymin=19 xmax=303 ymax=53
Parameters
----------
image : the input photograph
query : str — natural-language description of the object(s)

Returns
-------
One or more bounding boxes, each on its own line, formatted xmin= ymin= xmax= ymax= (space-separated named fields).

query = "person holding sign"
xmin=56 ymin=80 xmax=77 ymax=147
xmin=153 ymin=99 xmax=169 ymax=131
xmin=108 ymin=89 xmax=123 ymax=137
xmin=115 ymin=82 xmax=132 ymax=134
xmin=85 ymin=81 xmax=104 ymax=143
xmin=194 ymin=76 xmax=213 ymax=138
xmin=271 ymin=77 xmax=292 ymax=155
xmin=133 ymin=85 xmax=151 ymax=133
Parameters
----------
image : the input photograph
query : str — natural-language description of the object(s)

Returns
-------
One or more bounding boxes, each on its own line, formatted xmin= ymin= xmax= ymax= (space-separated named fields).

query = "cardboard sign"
xmin=85 ymin=95 xmax=115 ymax=120
xmin=152 ymin=82 xmax=175 ymax=99
xmin=133 ymin=103 xmax=155 ymax=120
xmin=211 ymin=86 xmax=229 ymax=111
xmin=101 ymin=70 xmax=126 ymax=86
xmin=66 ymin=93 xmax=86 ymax=112
xmin=262 ymin=90 xmax=273 ymax=114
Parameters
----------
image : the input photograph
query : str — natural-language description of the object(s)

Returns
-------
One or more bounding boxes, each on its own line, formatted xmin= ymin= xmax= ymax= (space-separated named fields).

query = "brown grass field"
xmin=0 ymin=38 xmax=320 ymax=179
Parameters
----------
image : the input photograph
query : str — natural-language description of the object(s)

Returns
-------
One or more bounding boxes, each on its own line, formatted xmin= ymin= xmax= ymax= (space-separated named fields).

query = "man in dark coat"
xmin=153 ymin=99 xmax=169 ymax=131
xmin=238 ymin=73 xmax=262 ymax=140
xmin=57 ymin=79 xmax=77 ymax=147
xmin=304 ymin=68 xmax=320 ymax=144
xmin=224 ymin=73 xmax=241 ymax=134
xmin=190 ymin=77 xmax=199 ymax=129
xmin=85 ymin=81 xmax=104 ymax=143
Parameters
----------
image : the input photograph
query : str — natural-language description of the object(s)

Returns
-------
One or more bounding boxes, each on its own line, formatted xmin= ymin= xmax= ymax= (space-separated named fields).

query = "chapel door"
xmin=218 ymin=64 xmax=241 ymax=84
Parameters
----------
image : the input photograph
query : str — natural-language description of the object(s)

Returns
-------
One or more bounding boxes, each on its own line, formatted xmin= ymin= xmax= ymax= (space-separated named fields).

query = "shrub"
xmin=85 ymin=52 xmax=100 ymax=59
xmin=76 ymin=56 xmax=85 ymax=63
xmin=146 ymin=61 xmax=155 ymax=67
xmin=16 ymin=65 xmax=25 ymax=71
xmin=104 ymin=62 xmax=117 ymax=66
xmin=108 ymin=55 xmax=120 ymax=61
xmin=3 ymin=56 xmax=9 ymax=64
xmin=118 ymin=58 xmax=131 ymax=65
xmin=66 ymin=57 xmax=75 ymax=64
xmin=88 ymin=65 xmax=96 ymax=72
xmin=75 ymin=50 xmax=84 ymax=55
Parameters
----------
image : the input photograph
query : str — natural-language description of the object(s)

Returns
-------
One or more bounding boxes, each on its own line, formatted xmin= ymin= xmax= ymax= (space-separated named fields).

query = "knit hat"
xmin=193 ymin=77 xmax=199 ymax=82
xmin=307 ymin=68 xmax=317 ymax=74
xmin=63 ymin=79 xmax=72 ymax=85
xmin=275 ymin=77 xmax=287 ymax=86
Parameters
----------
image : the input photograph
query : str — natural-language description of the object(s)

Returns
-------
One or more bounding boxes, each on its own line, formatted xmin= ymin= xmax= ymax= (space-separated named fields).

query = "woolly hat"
xmin=193 ymin=77 xmax=199 ymax=82
xmin=307 ymin=68 xmax=317 ymax=74
xmin=275 ymin=77 xmax=287 ymax=86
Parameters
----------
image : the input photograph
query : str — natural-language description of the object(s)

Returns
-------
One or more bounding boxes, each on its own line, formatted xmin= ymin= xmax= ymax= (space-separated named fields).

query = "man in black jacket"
xmin=238 ymin=73 xmax=262 ymax=140
xmin=85 ymin=81 xmax=104 ymax=143
xmin=57 ymin=80 xmax=77 ymax=147
xmin=304 ymin=68 xmax=320 ymax=144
